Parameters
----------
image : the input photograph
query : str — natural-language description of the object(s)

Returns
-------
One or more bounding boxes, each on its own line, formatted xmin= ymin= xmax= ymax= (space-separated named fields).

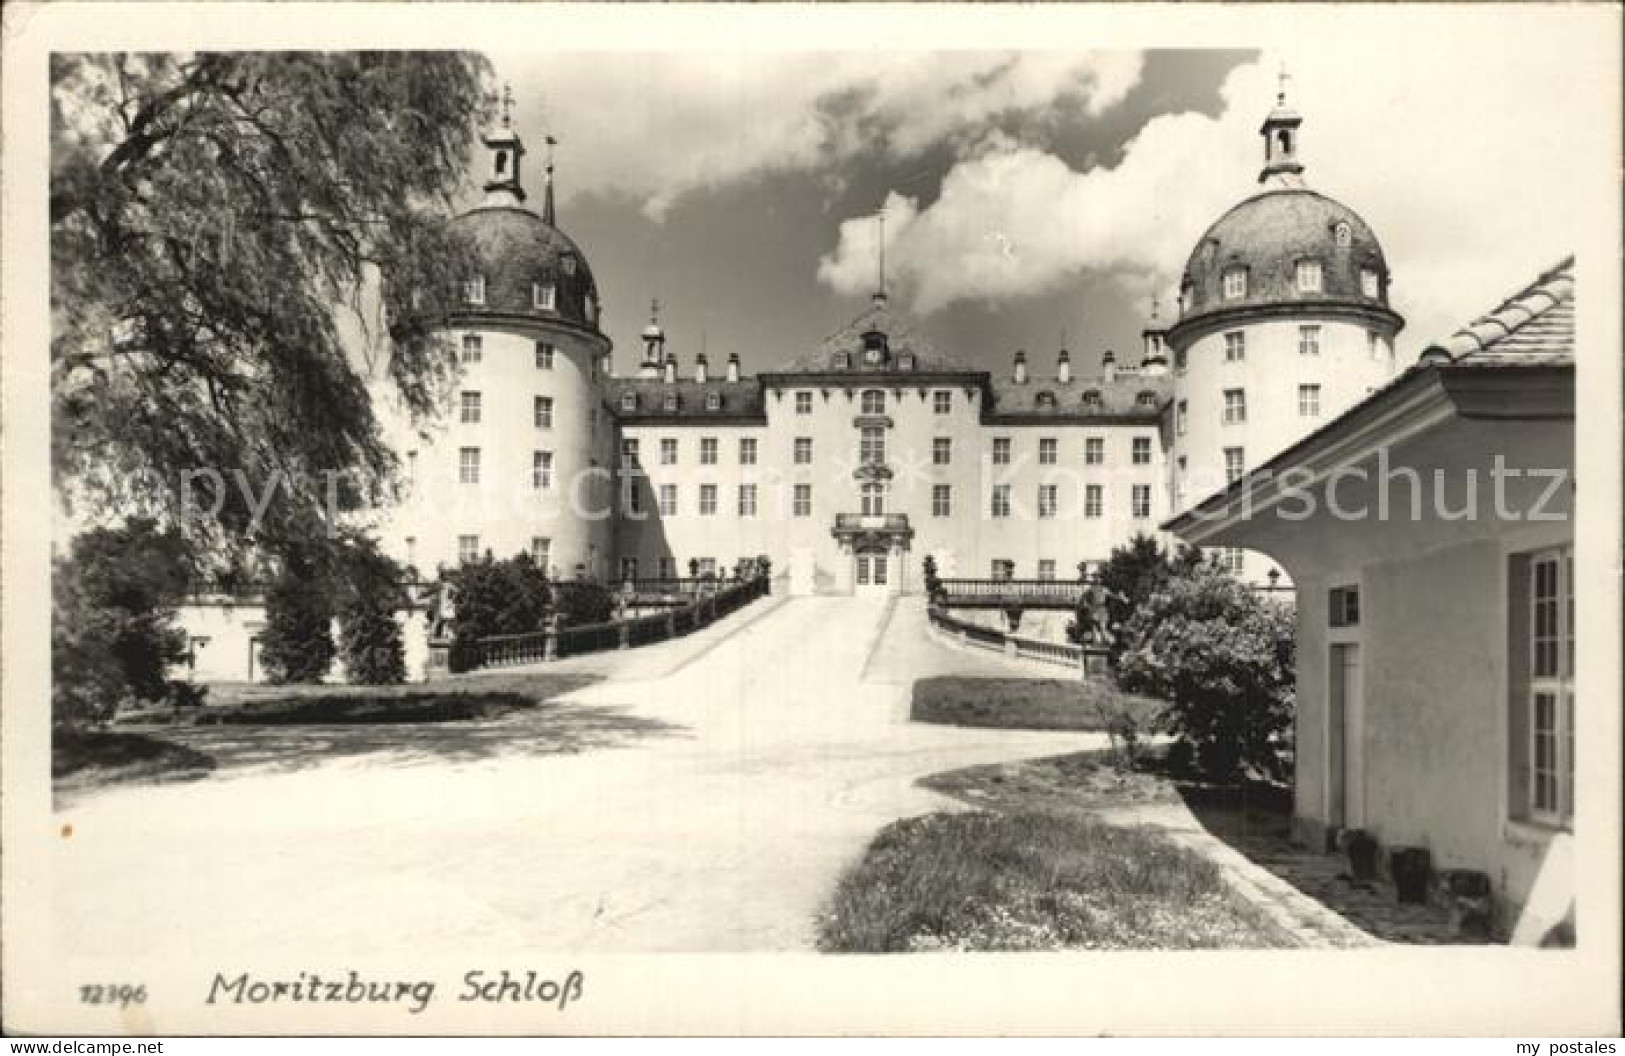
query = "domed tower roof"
xmin=1169 ymin=80 xmax=1403 ymax=343
xmin=452 ymin=91 xmax=604 ymax=335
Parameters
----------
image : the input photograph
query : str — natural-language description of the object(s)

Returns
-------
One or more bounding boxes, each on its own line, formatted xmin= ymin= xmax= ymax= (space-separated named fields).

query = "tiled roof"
xmin=603 ymin=378 xmax=766 ymax=421
xmin=1424 ymin=256 xmax=1574 ymax=366
xmin=985 ymin=370 xmax=1172 ymax=421
xmin=783 ymin=299 xmax=969 ymax=373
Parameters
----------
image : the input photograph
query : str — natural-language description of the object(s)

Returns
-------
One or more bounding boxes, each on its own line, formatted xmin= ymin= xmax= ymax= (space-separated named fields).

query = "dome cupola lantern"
xmin=1259 ymin=66 xmax=1305 ymax=187
xmin=483 ymin=84 xmax=527 ymax=207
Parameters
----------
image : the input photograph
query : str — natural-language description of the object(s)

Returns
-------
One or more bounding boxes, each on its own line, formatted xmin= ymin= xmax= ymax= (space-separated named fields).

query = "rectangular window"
xmin=1176 ymin=400 xmax=1188 ymax=436
xmin=932 ymin=437 xmax=951 ymax=465
xmin=696 ymin=557 xmax=717 ymax=578
xmin=1085 ymin=437 xmax=1104 ymax=465
xmin=1085 ymin=485 xmax=1103 ymax=519
xmin=1224 ymin=331 xmax=1246 ymax=362
xmin=1526 ymin=548 xmax=1574 ymax=824
xmin=458 ymin=447 xmax=481 ymax=484
xmin=990 ymin=484 xmax=1012 ymax=519
xmin=458 ymin=534 xmax=481 ymax=564
xmin=1299 ymin=325 xmax=1322 ymax=356
xmin=657 ymin=556 xmax=674 ymax=579
xmin=861 ymin=390 xmax=886 ymax=415
xmin=658 ymin=484 xmax=677 ymax=517
xmin=793 ymin=484 xmax=812 ymax=517
xmin=991 ymin=559 xmax=1014 ymax=581
xmin=464 ymin=276 xmax=486 ymax=305
xmin=460 ymin=333 xmax=483 ymax=364
xmin=534 ymin=396 xmax=554 ymax=429
xmin=700 ymin=438 xmax=718 ymax=465
xmin=531 ymin=451 xmax=552 ymax=490
xmin=933 ymin=391 xmax=952 ymax=415
xmin=530 ymin=536 xmax=550 ymax=570
xmin=660 ymin=438 xmax=678 ymax=465
xmin=859 ymin=426 xmax=885 ymax=465
xmin=621 ymin=438 xmax=639 ymax=468
xmin=794 ymin=437 xmax=812 ymax=464
xmin=534 ymin=341 xmax=555 ymax=370
xmin=1132 ymin=484 xmax=1151 ymax=519
xmin=932 ymin=484 xmax=951 ymax=518
xmin=1296 ymin=259 xmax=1323 ymax=293
xmin=1361 ymin=268 xmax=1380 ymax=298
xmin=625 ymin=479 xmax=643 ymax=515
xmin=619 ymin=557 xmax=638 ymax=583
xmin=533 ymin=282 xmax=556 ymax=311
xmin=1223 ymin=389 xmax=1247 ymax=424
xmin=1037 ymin=484 xmax=1058 ymax=519
xmin=1037 ymin=559 xmax=1056 ymax=582
xmin=699 ymin=484 xmax=717 ymax=516
xmin=1217 ymin=547 xmax=1245 ymax=574
xmin=1299 ymin=383 xmax=1321 ymax=417
xmin=1038 ymin=438 xmax=1058 ymax=465
xmin=739 ymin=438 xmax=758 ymax=465
xmin=460 ymin=391 xmax=482 ymax=424
xmin=1224 ymin=446 xmax=1245 ymax=483
xmin=1223 ymin=269 xmax=1246 ymax=299
xmin=1367 ymin=330 xmax=1383 ymax=358
xmin=991 ymin=437 xmax=1012 ymax=465
xmin=1132 ymin=437 xmax=1152 ymax=465
xmin=1329 ymin=585 xmax=1360 ymax=628
xmin=795 ymin=391 xmax=813 ymax=415
xmin=738 ymin=484 xmax=757 ymax=517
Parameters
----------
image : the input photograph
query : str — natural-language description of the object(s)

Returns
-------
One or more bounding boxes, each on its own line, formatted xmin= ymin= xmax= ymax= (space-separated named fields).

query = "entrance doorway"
xmin=854 ymin=552 xmax=891 ymax=597
xmin=1327 ymin=642 xmax=1365 ymax=828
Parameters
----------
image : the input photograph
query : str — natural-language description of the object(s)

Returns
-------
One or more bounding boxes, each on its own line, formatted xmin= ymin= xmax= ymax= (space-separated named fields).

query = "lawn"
xmin=817 ymin=809 xmax=1294 ymax=952
xmin=910 ymin=675 xmax=1163 ymax=732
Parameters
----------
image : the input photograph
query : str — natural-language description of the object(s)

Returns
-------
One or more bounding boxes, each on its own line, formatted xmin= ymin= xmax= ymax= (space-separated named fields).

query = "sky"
xmin=486 ymin=30 xmax=1600 ymax=380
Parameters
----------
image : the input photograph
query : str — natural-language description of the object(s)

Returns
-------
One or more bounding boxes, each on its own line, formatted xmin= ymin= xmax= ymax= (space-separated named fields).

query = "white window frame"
xmin=1224 ymin=331 xmax=1245 ymax=362
xmin=458 ymin=447 xmax=481 ymax=484
xmin=1084 ymin=437 xmax=1104 ymax=465
xmin=464 ymin=276 xmax=486 ymax=305
xmin=991 ymin=437 xmax=1012 ymax=466
xmin=1527 ymin=546 xmax=1575 ymax=826
xmin=795 ymin=391 xmax=813 ymax=415
xmin=861 ymin=390 xmax=886 ymax=416
xmin=1299 ymin=384 xmax=1321 ymax=418
xmin=700 ymin=437 xmax=718 ymax=466
xmin=738 ymin=484 xmax=758 ymax=518
xmin=932 ymin=484 xmax=951 ymax=518
xmin=461 ymin=333 xmax=483 ymax=364
xmin=792 ymin=483 xmax=812 ymax=517
xmin=658 ymin=484 xmax=678 ymax=517
xmin=660 ymin=438 xmax=678 ymax=465
xmin=1222 ymin=268 xmax=1247 ymax=300
xmin=460 ymin=391 xmax=481 ymax=424
xmin=534 ymin=395 xmax=554 ymax=429
xmin=1131 ymin=484 xmax=1152 ymax=519
xmin=1296 ymin=259 xmax=1323 ymax=293
xmin=933 ymin=391 xmax=952 ymax=415
xmin=932 ymin=438 xmax=951 ymax=466
xmin=533 ymin=282 xmax=557 ymax=311
xmin=990 ymin=484 xmax=1012 ymax=519
xmin=1084 ymin=485 xmax=1103 ymax=519
xmin=535 ymin=341 xmax=555 ymax=370
xmin=739 ymin=438 xmax=758 ymax=465
xmin=1360 ymin=268 xmax=1380 ymax=298
xmin=531 ymin=450 xmax=553 ymax=490
xmin=458 ymin=534 xmax=481 ymax=564
xmin=1132 ymin=436 xmax=1152 ymax=465
xmin=1038 ymin=438 xmax=1058 ymax=465
xmin=699 ymin=484 xmax=718 ymax=516
xmin=1037 ymin=484 xmax=1058 ymax=519
xmin=1223 ymin=389 xmax=1247 ymax=424
xmin=793 ymin=437 xmax=812 ymax=465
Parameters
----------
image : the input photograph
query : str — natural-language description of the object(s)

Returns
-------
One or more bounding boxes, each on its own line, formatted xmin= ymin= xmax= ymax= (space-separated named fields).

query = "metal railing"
xmin=832 ymin=513 xmax=911 ymax=531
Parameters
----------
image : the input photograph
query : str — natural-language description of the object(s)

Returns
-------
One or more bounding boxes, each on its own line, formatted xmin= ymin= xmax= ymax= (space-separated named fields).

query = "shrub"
xmin=1114 ymin=561 xmax=1296 ymax=782
xmin=259 ymin=549 xmax=337 ymax=684
xmin=333 ymin=536 xmax=408 ymax=685
xmin=1083 ymin=533 xmax=1204 ymax=663
xmin=446 ymin=552 xmax=552 ymax=673
xmin=553 ymin=579 xmax=614 ymax=627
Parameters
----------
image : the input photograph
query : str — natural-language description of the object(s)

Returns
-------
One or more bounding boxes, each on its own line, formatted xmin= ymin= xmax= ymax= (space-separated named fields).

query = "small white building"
xmin=1166 ymin=258 xmax=1576 ymax=941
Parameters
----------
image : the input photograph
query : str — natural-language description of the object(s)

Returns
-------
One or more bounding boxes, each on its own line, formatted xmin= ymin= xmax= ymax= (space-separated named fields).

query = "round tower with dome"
xmin=391 ymin=89 xmax=615 ymax=580
xmin=1166 ymin=77 xmax=1405 ymax=579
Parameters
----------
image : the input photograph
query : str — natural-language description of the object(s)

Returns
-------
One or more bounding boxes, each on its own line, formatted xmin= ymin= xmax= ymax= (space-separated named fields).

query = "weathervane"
xmin=876 ymin=203 xmax=887 ymax=301
xmin=649 ymin=297 xmax=661 ymax=325
xmin=501 ymin=82 xmax=515 ymax=128
xmin=1277 ymin=61 xmax=1291 ymax=106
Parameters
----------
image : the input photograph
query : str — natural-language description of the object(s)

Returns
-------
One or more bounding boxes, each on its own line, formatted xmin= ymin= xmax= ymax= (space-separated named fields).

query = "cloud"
xmin=817 ymin=23 xmax=1604 ymax=352
xmin=504 ymin=51 xmax=1144 ymax=220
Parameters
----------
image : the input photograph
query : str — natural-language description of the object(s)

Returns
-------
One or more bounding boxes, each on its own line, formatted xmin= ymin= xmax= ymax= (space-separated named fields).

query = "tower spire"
xmin=543 ymin=135 xmax=558 ymax=225
xmin=480 ymin=85 xmax=526 ymax=206
xmin=1259 ymin=63 xmax=1305 ymax=187
xmin=873 ymin=203 xmax=888 ymax=307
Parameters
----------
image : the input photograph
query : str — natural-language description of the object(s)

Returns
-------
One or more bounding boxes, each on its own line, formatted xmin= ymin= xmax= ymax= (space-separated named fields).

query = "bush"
xmin=1114 ymin=561 xmax=1296 ymax=782
xmin=335 ymin=538 xmax=408 ymax=685
xmin=553 ymin=579 xmax=614 ymax=627
xmin=1079 ymin=533 xmax=1203 ymax=662
xmin=446 ymin=551 xmax=552 ymax=673
xmin=259 ymin=550 xmax=337 ymax=684
xmin=52 ymin=519 xmax=192 ymax=729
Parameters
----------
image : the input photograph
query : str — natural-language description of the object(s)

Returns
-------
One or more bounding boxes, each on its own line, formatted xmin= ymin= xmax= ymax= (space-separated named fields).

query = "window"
xmin=464 ymin=276 xmax=486 ymax=305
xmin=534 ymin=396 xmax=554 ymax=429
xmin=658 ymin=484 xmax=677 ymax=516
xmin=458 ymin=534 xmax=481 ymax=564
xmin=793 ymin=483 xmax=812 ymax=517
xmin=533 ymin=282 xmax=556 ymax=311
xmin=861 ymin=390 xmax=886 ymax=415
xmin=991 ymin=559 xmax=1015 ymax=582
xmin=1174 ymin=347 xmax=1188 ymax=375
xmin=1224 ymin=446 xmax=1245 ymax=483
xmin=1222 ymin=268 xmax=1247 ymax=299
xmin=705 ymin=393 xmax=722 ymax=412
xmin=1223 ymin=389 xmax=1247 ymax=424
xmin=932 ymin=484 xmax=951 ymax=518
xmin=1334 ymin=221 xmax=1353 ymax=248
xmin=1367 ymin=330 xmax=1384 ymax=359
xmin=1296 ymin=259 xmax=1323 ymax=293
xmin=1299 ymin=325 xmax=1322 ymax=356
xmin=739 ymin=438 xmax=758 ymax=465
xmin=1131 ymin=484 xmax=1152 ymax=519
xmin=1217 ymin=547 xmax=1245 ymax=574
xmin=535 ymin=341 xmax=555 ymax=370
xmin=1038 ymin=438 xmax=1058 ymax=465
xmin=834 ymin=352 xmax=851 ymax=370
xmin=991 ymin=437 xmax=1012 ymax=465
xmin=531 ymin=451 xmax=552 ymax=490
xmin=1036 ymin=391 xmax=1057 ymax=411
xmin=530 ymin=537 xmax=551 ymax=571
xmin=657 ymin=556 xmax=675 ymax=579
xmin=660 ymin=438 xmax=677 ymax=465
xmin=738 ymin=484 xmax=757 ymax=517
xmin=1360 ymin=267 xmax=1380 ymax=298
xmin=620 ymin=392 xmax=638 ymax=413
xmin=933 ymin=391 xmax=952 ymax=415
xmin=932 ymin=437 xmax=951 ymax=465
xmin=699 ymin=484 xmax=718 ymax=516
xmin=1224 ymin=331 xmax=1246 ymax=362
xmin=1037 ymin=484 xmax=1058 ymax=519
xmin=990 ymin=484 xmax=1012 ymax=519
xmin=859 ymin=426 xmax=885 ymax=465
xmin=1137 ymin=391 xmax=1157 ymax=408
xmin=700 ymin=438 xmax=718 ymax=465
xmin=1085 ymin=437 xmax=1104 ymax=465
xmin=458 ymin=447 xmax=481 ymax=484
xmin=1085 ymin=485 xmax=1103 ymax=519
xmin=1525 ymin=548 xmax=1574 ymax=824
xmin=619 ymin=557 xmax=638 ymax=583
xmin=624 ymin=480 xmax=643 ymax=516
xmin=860 ymin=482 xmax=885 ymax=517
xmin=1176 ymin=399 xmax=1188 ymax=436
xmin=899 ymin=353 xmax=915 ymax=371
xmin=620 ymin=438 xmax=639 ymax=468
xmin=460 ymin=334 xmax=483 ymax=364
xmin=1329 ymin=585 xmax=1360 ymax=627
xmin=1132 ymin=437 xmax=1151 ymax=465
xmin=460 ymin=391 xmax=481 ymax=424
xmin=663 ymin=393 xmax=679 ymax=413
xmin=1082 ymin=390 xmax=1103 ymax=410
xmin=1299 ymin=384 xmax=1321 ymax=417
xmin=795 ymin=391 xmax=813 ymax=415
xmin=794 ymin=437 xmax=812 ymax=464
xmin=1037 ymin=559 xmax=1057 ymax=582
xmin=696 ymin=557 xmax=717 ymax=578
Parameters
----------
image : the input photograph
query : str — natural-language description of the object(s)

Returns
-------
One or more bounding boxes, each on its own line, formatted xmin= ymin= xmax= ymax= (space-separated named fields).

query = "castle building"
xmin=380 ymin=83 xmax=1405 ymax=597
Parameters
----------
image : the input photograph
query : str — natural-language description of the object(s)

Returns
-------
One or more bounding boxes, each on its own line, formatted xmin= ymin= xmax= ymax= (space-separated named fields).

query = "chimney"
xmin=694 ymin=352 xmax=708 ymax=384
xmin=1102 ymin=349 xmax=1117 ymax=383
xmin=601 ymin=352 xmax=615 ymax=379
xmin=1013 ymin=350 xmax=1028 ymax=385
xmin=726 ymin=351 xmax=740 ymax=383
xmin=1057 ymin=349 xmax=1072 ymax=385
xmin=663 ymin=355 xmax=677 ymax=384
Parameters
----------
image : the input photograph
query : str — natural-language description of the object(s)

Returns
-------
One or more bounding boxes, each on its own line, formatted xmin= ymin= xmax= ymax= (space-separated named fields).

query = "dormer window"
xmin=1360 ymin=267 xmax=1380 ymax=298
xmin=1296 ymin=259 xmax=1323 ymax=293
xmin=899 ymin=352 xmax=915 ymax=371
xmin=1222 ymin=268 xmax=1247 ymax=300
xmin=1334 ymin=221 xmax=1353 ymax=247
xmin=1082 ymin=389 xmax=1103 ymax=410
xmin=834 ymin=351 xmax=851 ymax=370
xmin=464 ymin=275 xmax=486 ymax=305
xmin=861 ymin=330 xmax=888 ymax=366
xmin=561 ymin=254 xmax=577 ymax=277
xmin=533 ymin=282 xmax=557 ymax=311
xmin=620 ymin=392 xmax=637 ymax=412
xmin=663 ymin=393 xmax=679 ymax=413
xmin=705 ymin=393 xmax=722 ymax=412
xmin=1035 ymin=391 xmax=1057 ymax=411
xmin=1137 ymin=390 xmax=1157 ymax=408
xmin=585 ymin=293 xmax=597 ymax=324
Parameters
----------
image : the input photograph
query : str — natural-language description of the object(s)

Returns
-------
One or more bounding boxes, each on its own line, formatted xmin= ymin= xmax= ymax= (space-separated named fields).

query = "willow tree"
xmin=50 ymin=52 xmax=491 ymax=562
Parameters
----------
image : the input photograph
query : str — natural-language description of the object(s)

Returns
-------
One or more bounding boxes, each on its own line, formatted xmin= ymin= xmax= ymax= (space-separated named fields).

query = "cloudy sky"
xmin=487 ymin=24 xmax=1600 ymax=378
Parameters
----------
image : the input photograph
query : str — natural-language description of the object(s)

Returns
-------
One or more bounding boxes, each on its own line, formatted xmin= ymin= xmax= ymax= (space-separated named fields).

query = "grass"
xmin=921 ymin=748 xmax=1183 ymax=814
xmin=53 ymin=729 xmax=216 ymax=785
xmin=909 ymin=675 xmax=1163 ymax=732
xmin=817 ymin=810 xmax=1294 ymax=952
